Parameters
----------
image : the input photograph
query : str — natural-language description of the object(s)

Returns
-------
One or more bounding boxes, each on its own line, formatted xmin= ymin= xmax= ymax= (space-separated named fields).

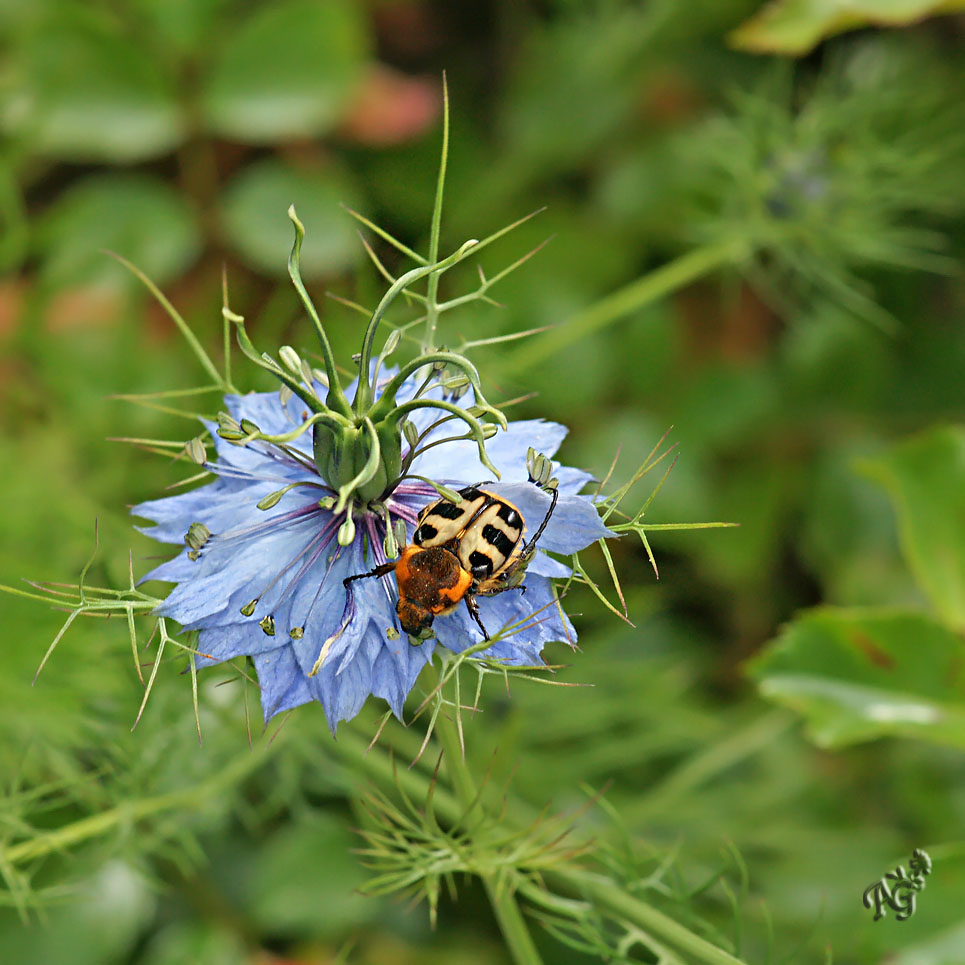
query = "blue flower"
xmin=134 ymin=371 xmax=612 ymax=731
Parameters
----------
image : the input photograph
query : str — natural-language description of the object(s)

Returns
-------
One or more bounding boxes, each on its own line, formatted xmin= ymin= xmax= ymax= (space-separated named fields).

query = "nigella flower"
xmin=125 ymin=210 xmax=614 ymax=732
xmin=134 ymin=370 xmax=611 ymax=731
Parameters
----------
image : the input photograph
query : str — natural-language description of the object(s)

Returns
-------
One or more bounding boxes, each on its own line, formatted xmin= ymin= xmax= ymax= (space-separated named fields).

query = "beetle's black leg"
xmin=342 ymin=561 xmax=395 ymax=588
xmin=465 ymin=593 xmax=491 ymax=641
xmin=480 ymin=583 xmax=526 ymax=597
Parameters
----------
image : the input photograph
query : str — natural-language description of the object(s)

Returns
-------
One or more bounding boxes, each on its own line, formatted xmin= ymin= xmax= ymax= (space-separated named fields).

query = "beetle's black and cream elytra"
xmin=344 ymin=482 xmax=558 ymax=642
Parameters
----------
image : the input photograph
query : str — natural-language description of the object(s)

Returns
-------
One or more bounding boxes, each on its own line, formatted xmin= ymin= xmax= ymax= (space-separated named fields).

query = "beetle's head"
xmin=397 ymin=600 xmax=435 ymax=641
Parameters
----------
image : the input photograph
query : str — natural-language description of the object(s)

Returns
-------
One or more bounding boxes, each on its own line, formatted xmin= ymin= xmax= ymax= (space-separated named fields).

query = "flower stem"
xmin=546 ymin=869 xmax=749 ymax=965
xmin=432 ymin=684 xmax=545 ymax=965
xmin=287 ymin=206 xmax=353 ymax=417
xmin=423 ymin=72 xmax=449 ymax=353
xmin=505 ymin=238 xmax=748 ymax=374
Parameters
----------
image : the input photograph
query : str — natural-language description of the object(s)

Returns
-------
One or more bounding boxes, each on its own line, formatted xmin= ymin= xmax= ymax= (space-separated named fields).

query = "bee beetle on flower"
xmin=344 ymin=449 xmax=560 ymax=643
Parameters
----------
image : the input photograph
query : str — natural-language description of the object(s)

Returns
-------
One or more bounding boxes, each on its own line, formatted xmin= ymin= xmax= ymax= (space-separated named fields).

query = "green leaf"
xmin=860 ymin=426 xmax=965 ymax=631
xmin=750 ymin=608 xmax=965 ymax=749
xmin=127 ymin=0 xmax=227 ymax=56
xmin=38 ymin=174 xmax=201 ymax=289
xmin=730 ymin=0 xmax=965 ymax=56
xmin=201 ymin=0 xmax=367 ymax=142
xmin=219 ymin=158 xmax=362 ymax=278
xmin=3 ymin=9 xmax=183 ymax=162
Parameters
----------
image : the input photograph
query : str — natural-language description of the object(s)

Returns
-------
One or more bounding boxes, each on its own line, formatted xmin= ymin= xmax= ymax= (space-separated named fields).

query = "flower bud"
xmin=403 ymin=420 xmax=419 ymax=449
xmin=216 ymin=413 xmax=245 ymax=441
xmin=338 ymin=514 xmax=356 ymax=546
xmin=257 ymin=490 xmax=285 ymax=511
xmin=186 ymin=437 xmax=207 ymax=465
xmin=279 ymin=345 xmax=302 ymax=375
xmin=382 ymin=328 xmax=402 ymax=356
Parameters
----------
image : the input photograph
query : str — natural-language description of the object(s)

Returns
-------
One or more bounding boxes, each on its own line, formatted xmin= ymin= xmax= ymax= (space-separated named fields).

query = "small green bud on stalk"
xmin=382 ymin=328 xmax=402 ymax=357
xmin=338 ymin=512 xmax=356 ymax=546
xmin=257 ymin=490 xmax=284 ymax=511
xmin=403 ymin=420 xmax=419 ymax=449
xmin=434 ymin=483 xmax=463 ymax=503
xmin=186 ymin=437 xmax=207 ymax=465
xmin=279 ymin=345 xmax=302 ymax=375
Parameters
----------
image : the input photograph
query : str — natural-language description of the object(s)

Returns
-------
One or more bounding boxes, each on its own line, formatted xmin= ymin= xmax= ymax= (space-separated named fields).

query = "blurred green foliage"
xmin=730 ymin=0 xmax=965 ymax=54
xmin=2 ymin=1 xmax=965 ymax=963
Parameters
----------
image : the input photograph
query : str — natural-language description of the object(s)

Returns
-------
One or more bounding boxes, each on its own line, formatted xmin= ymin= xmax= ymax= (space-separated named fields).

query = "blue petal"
xmin=157 ymin=503 xmax=329 ymax=627
xmin=194 ymin=622 xmax=283 ymax=667
xmin=527 ymin=551 xmax=571 ymax=579
xmin=254 ymin=645 xmax=315 ymax=721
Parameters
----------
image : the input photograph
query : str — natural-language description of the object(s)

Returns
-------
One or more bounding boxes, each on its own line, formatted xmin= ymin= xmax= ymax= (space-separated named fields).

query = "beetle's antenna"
xmin=524 ymin=485 xmax=558 ymax=554
xmin=343 ymin=561 xmax=396 ymax=587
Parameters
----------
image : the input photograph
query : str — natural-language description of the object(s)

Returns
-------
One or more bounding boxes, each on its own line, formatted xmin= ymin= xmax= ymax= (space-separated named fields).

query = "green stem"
xmin=432 ymin=677 xmax=544 ymax=965
xmin=626 ymin=709 xmax=792 ymax=824
xmin=108 ymin=251 xmax=229 ymax=391
xmin=482 ymin=878 xmax=545 ymax=965
xmin=354 ymin=240 xmax=479 ymax=414
xmin=287 ymin=206 xmax=354 ymax=418
xmin=423 ymin=73 xmax=450 ymax=352
xmin=505 ymin=239 xmax=747 ymax=374
xmin=547 ymin=869 xmax=748 ymax=965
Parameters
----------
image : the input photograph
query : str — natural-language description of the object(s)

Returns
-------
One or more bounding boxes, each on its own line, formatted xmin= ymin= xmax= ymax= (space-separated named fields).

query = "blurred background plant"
xmin=2 ymin=1 xmax=965 ymax=963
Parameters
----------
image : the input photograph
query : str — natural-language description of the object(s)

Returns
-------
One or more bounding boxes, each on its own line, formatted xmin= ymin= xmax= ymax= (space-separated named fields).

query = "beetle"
xmin=344 ymin=480 xmax=559 ymax=642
